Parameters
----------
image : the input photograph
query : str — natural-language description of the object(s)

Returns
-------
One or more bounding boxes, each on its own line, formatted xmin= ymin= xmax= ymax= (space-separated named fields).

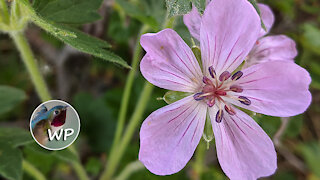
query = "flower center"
xmin=193 ymin=66 xmax=251 ymax=123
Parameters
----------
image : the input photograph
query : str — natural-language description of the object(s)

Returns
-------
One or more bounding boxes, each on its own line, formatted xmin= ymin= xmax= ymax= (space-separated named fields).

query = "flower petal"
xmin=244 ymin=35 xmax=297 ymax=68
xmin=139 ymin=96 xmax=207 ymax=175
xmin=209 ymin=107 xmax=277 ymax=180
xmin=225 ymin=61 xmax=311 ymax=117
xmin=258 ymin=3 xmax=275 ymax=37
xmin=200 ymin=0 xmax=261 ymax=75
xmin=183 ymin=6 xmax=201 ymax=41
xmin=140 ymin=29 xmax=203 ymax=92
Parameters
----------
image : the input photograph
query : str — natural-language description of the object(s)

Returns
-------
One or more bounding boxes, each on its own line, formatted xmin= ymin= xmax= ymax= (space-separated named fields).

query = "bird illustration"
xmin=31 ymin=105 xmax=68 ymax=145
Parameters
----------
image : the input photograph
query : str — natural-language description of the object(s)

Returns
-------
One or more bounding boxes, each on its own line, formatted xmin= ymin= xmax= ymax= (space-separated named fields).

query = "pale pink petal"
xmin=139 ymin=96 xmax=207 ymax=175
xmin=244 ymin=35 xmax=297 ymax=68
xmin=140 ymin=29 xmax=203 ymax=92
xmin=225 ymin=61 xmax=311 ymax=117
xmin=209 ymin=107 xmax=277 ymax=180
xmin=183 ymin=6 xmax=201 ymax=41
xmin=258 ymin=3 xmax=275 ymax=37
xmin=200 ymin=0 xmax=261 ymax=75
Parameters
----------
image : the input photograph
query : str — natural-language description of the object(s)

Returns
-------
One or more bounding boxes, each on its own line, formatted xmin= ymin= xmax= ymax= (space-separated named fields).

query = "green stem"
xmin=111 ymin=25 xmax=149 ymax=149
xmin=0 ymin=0 xmax=9 ymax=24
xmin=10 ymin=31 xmax=51 ymax=102
xmin=68 ymin=145 xmax=90 ymax=180
xmin=22 ymin=160 xmax=46 ymax=180
xmin=115 ymin=160 xmax=144 ymax=180
xmin=100 ymin=82 xmax=154 ymax=180
xmin=192 ymin=140 xmax=206 ymax=180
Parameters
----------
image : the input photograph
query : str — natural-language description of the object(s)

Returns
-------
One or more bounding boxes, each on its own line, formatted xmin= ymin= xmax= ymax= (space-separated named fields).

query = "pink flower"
xmin=139 ymin=0 xmax=311 ymax=179
xmin=184 ymin=3 xmax=298 ymax=69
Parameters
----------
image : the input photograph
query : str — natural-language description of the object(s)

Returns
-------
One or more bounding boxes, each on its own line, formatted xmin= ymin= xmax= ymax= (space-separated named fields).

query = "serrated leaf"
xmin=30 ymin=14 xmax=130 ymax=68
xmin=191 ymin=0 xmax=206 ymax=14
xmin=0 ymin=142 xmax=23 ymax=180
xmin=163 ymin=91 xmax=191 ymax=104
xmin=0 ymin=127 xmax=33 ymax=147
xmin=33 ymin=0 xmax=103 ymax=24
xmin=0 ymin=85 xmax=26 ymax=115
xmin=116 ymin=0 xmax=159 ymax=31
xmin=166 ymin=0 xmax=192 ymax=17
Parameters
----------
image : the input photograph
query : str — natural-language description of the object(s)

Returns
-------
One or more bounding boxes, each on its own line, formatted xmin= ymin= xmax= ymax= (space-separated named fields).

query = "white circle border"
xmin=29 ymin=100 xmax=81 ymax=151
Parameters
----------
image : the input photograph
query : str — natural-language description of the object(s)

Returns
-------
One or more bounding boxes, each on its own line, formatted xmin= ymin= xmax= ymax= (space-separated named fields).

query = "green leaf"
xmin=0 ymin=127 xmax=33 ymax=147
xmin=52 ymin=149 xmax=79 ymax=163
xmin=33 ymin=0 xmax=103 ymax=24
xmin=0 ymin=142 xmax=23 ymax=180
xmin=298 ymin=142 xmax=320 ymax=178
xmin=30 ymin=14 xmax=130 ymax=68
xmin=163 ymin=91 xmax=191 ymax=104
xmin=0 ymin=85 xmax=26 ymax=115
xmin=191 ymin=0 xmax=206 ymax=14
xmin=302 ymin=24 xmax=320 ymax=55
xmin=116 ymin=0 xmax=160 ymax=31
xmin=248 ymin=0 xmax=267 ymax=32
xmin=165 ymin=0 xmax=192 ymax=17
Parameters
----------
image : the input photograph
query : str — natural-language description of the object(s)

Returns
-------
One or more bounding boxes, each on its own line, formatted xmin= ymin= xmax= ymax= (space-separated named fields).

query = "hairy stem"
xmin=111 ymin=25 xmax=149 ymax=152
xmin=100 ymin=82 xmax=154 ymax=180
xmin=22 ymin=160 xmax=46 ymax=180
xmin=10 ymin=31 xmax=51 ymax=102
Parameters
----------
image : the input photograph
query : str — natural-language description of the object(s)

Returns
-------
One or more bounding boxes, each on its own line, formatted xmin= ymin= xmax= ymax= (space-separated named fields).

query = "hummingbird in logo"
xmin=31 ymin=105 xmax=68 ymax=145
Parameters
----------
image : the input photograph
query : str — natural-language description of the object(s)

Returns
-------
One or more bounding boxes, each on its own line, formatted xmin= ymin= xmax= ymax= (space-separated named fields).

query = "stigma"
xmin=193 ymin=66 xmax=251 ymax=122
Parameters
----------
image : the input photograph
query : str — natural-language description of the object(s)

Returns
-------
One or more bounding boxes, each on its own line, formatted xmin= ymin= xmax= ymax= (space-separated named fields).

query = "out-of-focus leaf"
xmin=253 ymin=114 xmax=281 ymax=137
xmin=163 ymin=91 xmax=191 ymax=104
xmin=302 ymin=24 xmax=320 ymax=55
xmin=0 ymin=85 xmax=26 ymax=115
xmin=309 ymin=61 xmax=320 ymax=89
xmin=284 ymin=115 xmax=303 ymax=137
xmin=73 ymin=92 xmax=116 ymax=153
xmin=85 ymin=157 xmax=102 ymax=176
xmin=33 ymin=0 xmax=103 ymax=24
xmin=116 ymin=0 xmax=159 ymax=31
xmin=53 ymin=149 xmax=79 ymax=163
xmin=0 ymin=127 xmax=33 ymax=147
xmin=30 ymin=15 xmax=130 ymax=68
xmin=298 ymin=142 xmax=320 ymax=178
xmin=0 ymin=142 xmax=23 ymax=180
xmin=165 ymin=0 xmax=192 ymax=17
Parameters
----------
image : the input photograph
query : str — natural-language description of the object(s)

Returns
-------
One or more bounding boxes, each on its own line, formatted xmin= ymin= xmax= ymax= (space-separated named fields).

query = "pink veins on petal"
xmin=139 ymin=0 xmax=312 ymax=179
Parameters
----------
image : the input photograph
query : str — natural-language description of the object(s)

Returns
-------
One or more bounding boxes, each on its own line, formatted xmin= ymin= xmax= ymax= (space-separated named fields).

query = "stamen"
xmin=207 ymin=98 xmax=215 ymax=107
xmin=194 ymin=92 xmax=204 ymax=101
xmin=229 ymin=85 xmax=243 ymax=93
xmin=238 ymin=96 xmax=251 ymax=105
xmin=215 ymin=110 xmax=223 ymax=123
xmin=231 ymin=71 xmax=243 ymax=81
xmin=215 ymin=90 xmax=227 ymax=96
xmin=208 ymin=66 xmax=216 ymax=79
xmin=203 ymin=76 xmax=212 ymax=85
xmin=224 ymin=105 xmax=236 ymax=115
xmin=219 ymin=71 xmax=231 ymax=81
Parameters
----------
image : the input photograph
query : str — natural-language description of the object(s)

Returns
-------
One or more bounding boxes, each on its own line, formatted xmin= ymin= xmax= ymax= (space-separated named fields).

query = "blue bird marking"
xmin=31 ymin=105 xmax=68 ymax=129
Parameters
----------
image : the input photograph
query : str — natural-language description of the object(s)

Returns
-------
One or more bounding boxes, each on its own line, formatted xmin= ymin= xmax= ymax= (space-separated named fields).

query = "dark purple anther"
xmin=224 ymin=105 xmax=236 ymax=115
xmin=230 ymin=85 xmax=243 ymax=93
xmin=219 ymin=71 xmax=231 ymax=81
xmin=216 ymin=110 xmax=223 ymax=123
xmin=231 ymin=71 xmax=243 ymax=81
xmin=238 ymin=96 xmax=251 ymax=105
xmin=208 ymin=66 xmax=216 ymax=79
xmin=207 ymin=98 xmax=215 ymax=107
xmin=203 ymin=76 xmax=211 ymax=85
xmin=194 ymin=92 xmax=204 ymax=101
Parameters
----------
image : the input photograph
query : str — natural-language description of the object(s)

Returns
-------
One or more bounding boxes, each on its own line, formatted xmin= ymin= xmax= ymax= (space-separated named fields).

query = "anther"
xmin=231 ymin=71 xmax=243 ymax=81
xmin=219 ymin=71 xmax=231 ymax=81
xmin=194 ymin=92 xmax=204 ymax=101
xmin=207 ymin=98 xmax=215 ymax=107
xmin=229 ymin=85 xmax=243 ymax=93
xmin=203 ymin=76 xmax=212 ymax=85
xmin=208 ymin=66 xmax=216 ymax=79
xmin=224 ymin=105 xmax=236 ymax=115
xmin=215 ymin=110 xmax=223 ymax=123
xmin=238 ymin=96 xmax=251 ymax=105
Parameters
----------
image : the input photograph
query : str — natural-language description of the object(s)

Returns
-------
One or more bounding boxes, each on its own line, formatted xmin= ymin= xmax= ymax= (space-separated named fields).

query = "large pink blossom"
xmin=184 ymin=3 xmax=298 ymax=68
xmin=139 ymin=0 xmax=311 ymax=179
